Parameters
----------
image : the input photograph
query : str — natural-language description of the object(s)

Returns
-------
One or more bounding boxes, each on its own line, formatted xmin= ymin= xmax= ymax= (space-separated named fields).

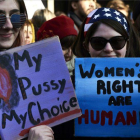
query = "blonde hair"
xmin=24 ymin=20 xmax=35 ymax=43
xmin=32 ymin=8 xmax=56 ymax=28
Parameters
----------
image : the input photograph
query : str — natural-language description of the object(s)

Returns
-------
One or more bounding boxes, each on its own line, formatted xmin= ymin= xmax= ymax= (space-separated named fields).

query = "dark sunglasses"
xmin=0 ymin=13 xmax=26 ymax=28
xmin=89 ymin=36 xmax=128 ymax=51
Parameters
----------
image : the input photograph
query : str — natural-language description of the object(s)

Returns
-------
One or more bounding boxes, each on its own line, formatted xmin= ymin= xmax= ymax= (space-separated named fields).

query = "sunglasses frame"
xmin=0 ymin=13 xmax=26 ymax=28
xmin=89 ymin=36 xmax=128 ymax=51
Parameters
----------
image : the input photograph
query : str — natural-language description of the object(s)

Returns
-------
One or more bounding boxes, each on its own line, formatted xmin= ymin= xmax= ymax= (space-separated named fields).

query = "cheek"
xmin=80 ymin=3 xmax=87 ymax=11
xmin=23 ymin=31 xmax=27 ymax=37
xmin=30 ymin=33 xmax=33 ymax=38
xmin=62 ymin=50 xmax=67 ymax=55
xmin=115 ymin=44 xmax=127 ymax=57
xmin=30 ymin=35 xmax=33 ymax=40
xmin=115 ymin=48 xmax=126 ymax=57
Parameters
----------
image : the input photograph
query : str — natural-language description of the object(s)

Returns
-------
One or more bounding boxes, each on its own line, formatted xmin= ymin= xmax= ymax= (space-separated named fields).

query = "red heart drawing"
xmin=0 ymin=67 xmax=12 ymax=103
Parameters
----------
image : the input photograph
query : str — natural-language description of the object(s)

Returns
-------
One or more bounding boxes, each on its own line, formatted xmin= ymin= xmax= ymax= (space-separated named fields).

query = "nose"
xmin=2 ymin=18 xmax=13 ymax=29
xmin=103 ymin=42 xmax=113 ymax=52
xmin=64 ymin=48 xmax=72 ymax=61
xmin=66 ymin=48 xmax=72 ymax=57
xmin=26 ymin=33 xmax=29 ymax=38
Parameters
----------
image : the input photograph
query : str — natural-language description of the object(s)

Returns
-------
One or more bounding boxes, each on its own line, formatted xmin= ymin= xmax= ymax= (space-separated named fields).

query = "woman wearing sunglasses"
xmin=0 ymin=0 xmax=27 ymax=51
xmin=69 ymin=7 xmax=140 ymax=140
xmin=72 ymin=7 xmax=140 ymax=58
xmin=0 ymin=0 xmax=54 ymax=140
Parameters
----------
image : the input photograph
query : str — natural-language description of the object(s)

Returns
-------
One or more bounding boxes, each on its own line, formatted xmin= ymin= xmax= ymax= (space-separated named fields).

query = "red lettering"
xmin=115 ymin=111 xmax=126 ymax=125
xmin=78 ymin=110 xmax=137 ymax=126
xmin=78 ymin=109 xmax=89 ymax=124
xmin=90 ymin=110 xmax=99 ymax=124
xmin=127 ymin=111 xmax=136 ymax=125
xmin=101 ymin=111 xmax=113 ymax=126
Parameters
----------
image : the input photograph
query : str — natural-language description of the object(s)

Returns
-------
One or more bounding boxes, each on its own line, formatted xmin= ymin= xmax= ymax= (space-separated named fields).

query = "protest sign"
xmin=0 ymin=36 xmax=81 ymax=140
xmin=75 ymin=58 xmax=140 ymax=138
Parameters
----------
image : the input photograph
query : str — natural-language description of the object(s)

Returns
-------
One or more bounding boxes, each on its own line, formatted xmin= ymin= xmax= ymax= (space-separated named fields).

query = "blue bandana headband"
xmin=84 ymin=8 xmax=129 ymax=36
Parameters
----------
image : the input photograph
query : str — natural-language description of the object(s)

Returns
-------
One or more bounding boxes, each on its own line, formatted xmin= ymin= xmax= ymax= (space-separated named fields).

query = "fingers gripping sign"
xmin=28 ymin=125 xmax=54 ymax=140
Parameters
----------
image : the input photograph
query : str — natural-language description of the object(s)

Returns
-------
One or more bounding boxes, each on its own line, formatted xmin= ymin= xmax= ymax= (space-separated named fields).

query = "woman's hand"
xmin=28 ymin=125 xmax=54 ymax=140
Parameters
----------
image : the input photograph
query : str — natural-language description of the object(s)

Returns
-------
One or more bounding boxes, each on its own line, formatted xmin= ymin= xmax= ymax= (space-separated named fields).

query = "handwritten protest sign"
xmin=75 ymin=58 xmax=140 ymax=138
xmin=0 ymin=36 xmax=81 ymax=140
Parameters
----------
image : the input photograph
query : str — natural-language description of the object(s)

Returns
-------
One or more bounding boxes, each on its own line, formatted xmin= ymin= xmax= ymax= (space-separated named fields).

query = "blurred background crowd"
xmin=24 ymin=0 xmax=139 ymax=45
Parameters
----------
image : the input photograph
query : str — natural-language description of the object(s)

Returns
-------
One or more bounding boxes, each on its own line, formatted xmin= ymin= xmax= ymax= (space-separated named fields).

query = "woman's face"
xmin=23 ymin=24 xmax=33 ymax=45
xmin=62 ymin=48 xmax=72 ymax=62
xmin=0 ymin=0 xmax=20 ymax=50
xmin=88 ymin=23 xmax=127 ymax=58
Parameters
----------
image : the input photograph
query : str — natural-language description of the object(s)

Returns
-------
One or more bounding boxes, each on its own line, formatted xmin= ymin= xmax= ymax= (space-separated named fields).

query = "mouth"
xmin=0 ymin=33 xmax=13 ymax=38
xmin=88 ymin=8 xmax=94 ymax=12
xmin=25 ymin=40 xmax=31 ymax=44
xmin=65 ymin=56 xmax=72 ymax=62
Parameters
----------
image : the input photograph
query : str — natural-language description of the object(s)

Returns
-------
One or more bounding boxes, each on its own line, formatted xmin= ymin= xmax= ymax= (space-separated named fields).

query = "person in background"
xmin=37 ymin=15 xmax=78 ymax=76
xmin=96 ymin=2 xmax=102 ymax=8
xmin=55 ymin=11 xmax=66 ymax=16
xmin=133 ymin=0 xmax=140 ymax=36
xmin=0 ymin=0 xmax=54 ymax=140
xmin=23 ymin=20 xmax=35 ymax=45
xmin=32 ymin=8 xmax=56 ymax=40
xmin=106 ymin=0 xmax=130 ymax=17
xmin=72 ymin=7 xmax=140 ymax=58
xmin=68 ymin=0 xmax=97 ymax=30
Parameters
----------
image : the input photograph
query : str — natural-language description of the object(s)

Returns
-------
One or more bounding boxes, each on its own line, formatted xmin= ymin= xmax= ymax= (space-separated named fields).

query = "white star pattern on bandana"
xmin=123 ymin=18 xmax=127 ymax=23
xmin=93 ymin=14 xmax=100 ymax=19
xmin=102 ymin=8 xmax=110 ymax=12
xmin=116 ymin=17 xmax=121 ymax=22
xmin=84 ymin=8 xmax=129 ymax=36
xmin=123 ymin=24 xmax=127 ymax=30
xmin=114 ymin=11 xmax=120 ymax=16
xmin=104 ymin=13 xmax=112 ymax=17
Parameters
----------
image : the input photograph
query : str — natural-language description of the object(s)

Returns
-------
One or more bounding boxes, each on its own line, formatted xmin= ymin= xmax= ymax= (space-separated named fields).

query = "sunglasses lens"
xmin=0 ymin=14 xmax=6 ymax=27
xmin=90 ymin=36 xmax=126 ymax=51
xmin=11 ymin=14 xmax=26 ymax=28
xmin=90 ymin=37 xmax=107 ymax=51
xmin=110 ymin=36 xmax=126 ymax=50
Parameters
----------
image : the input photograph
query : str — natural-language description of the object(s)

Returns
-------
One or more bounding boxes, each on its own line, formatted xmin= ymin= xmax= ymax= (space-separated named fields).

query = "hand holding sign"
xmin=28 ymin=125 xmax=54 ymax=140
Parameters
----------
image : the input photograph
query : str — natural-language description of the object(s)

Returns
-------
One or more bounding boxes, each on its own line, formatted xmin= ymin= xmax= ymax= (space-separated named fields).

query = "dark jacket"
xmin=68 ymin=12 xmax=82 ymax=30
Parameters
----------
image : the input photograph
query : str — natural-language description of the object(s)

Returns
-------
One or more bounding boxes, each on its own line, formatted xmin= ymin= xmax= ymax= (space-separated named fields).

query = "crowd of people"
xmin=0 ymin=0 xmax=140 ymax=139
